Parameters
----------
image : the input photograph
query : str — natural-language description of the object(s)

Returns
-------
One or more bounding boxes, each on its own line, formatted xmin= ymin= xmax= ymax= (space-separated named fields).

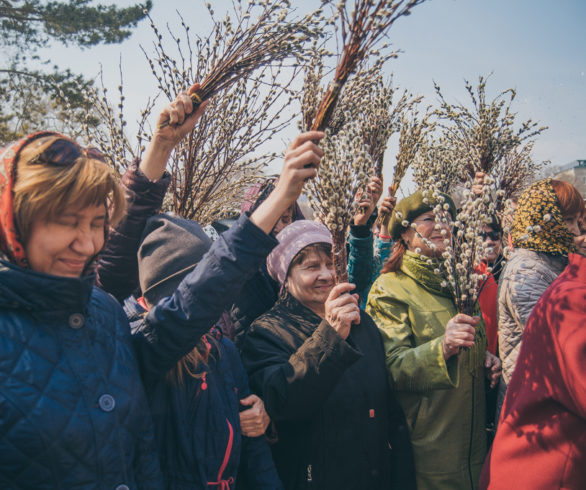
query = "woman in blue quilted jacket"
xmin=0 ymin=85 xmax=324 ymax=488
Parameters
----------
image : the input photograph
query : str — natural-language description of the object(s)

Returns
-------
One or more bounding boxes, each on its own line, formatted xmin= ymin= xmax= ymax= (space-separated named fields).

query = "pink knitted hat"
xmin=266 ymin=220 xmax=332 ymax=285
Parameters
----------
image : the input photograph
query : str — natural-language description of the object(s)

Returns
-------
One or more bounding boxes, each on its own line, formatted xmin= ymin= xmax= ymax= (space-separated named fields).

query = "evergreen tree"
xmin=0 ymin=0 xmax=152 ymax=145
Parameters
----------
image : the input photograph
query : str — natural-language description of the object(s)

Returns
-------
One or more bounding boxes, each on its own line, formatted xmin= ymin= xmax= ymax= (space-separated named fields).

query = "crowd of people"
xmin=0 ymin=85 xmax=584 ymax=490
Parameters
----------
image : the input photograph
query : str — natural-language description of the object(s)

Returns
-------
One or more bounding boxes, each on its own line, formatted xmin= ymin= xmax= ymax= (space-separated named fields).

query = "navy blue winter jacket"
xmin=127 ymin=215 xmax=281 ymax=489
xmin=128 ymin=297 xmax=282 ymax=489
xmin=0 ymin=261 xmax=163 ymax=489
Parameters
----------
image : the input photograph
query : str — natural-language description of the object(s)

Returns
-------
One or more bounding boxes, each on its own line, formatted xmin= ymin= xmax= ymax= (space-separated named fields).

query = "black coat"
xmin=241 ymin=293 xmax=415 ymax=490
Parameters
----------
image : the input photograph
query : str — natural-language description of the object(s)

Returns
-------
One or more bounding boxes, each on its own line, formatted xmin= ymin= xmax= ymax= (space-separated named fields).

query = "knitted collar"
xmin=511 ymin=178 xmax=575 ymax=256
xmin=401 ymin=250 xmax=452 ymax=298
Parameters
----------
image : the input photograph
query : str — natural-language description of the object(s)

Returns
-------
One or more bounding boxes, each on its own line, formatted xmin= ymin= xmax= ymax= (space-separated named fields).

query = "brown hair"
xmin=551 ymin=180 xmax=585 ymax=218
xmin=13 ymin=135 xmax=126 ymax=244
xmin=382 ymin=240 xmax=406 ymax=274
xmin=287 ymin=242 xmax=332 ymax=276
xmin=166 ymin=335 xmax=218 ymax=385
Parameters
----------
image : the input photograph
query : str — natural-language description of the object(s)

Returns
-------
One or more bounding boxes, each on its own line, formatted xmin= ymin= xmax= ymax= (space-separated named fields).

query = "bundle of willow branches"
xmin=309 ymin=0 xmax=427 ymax=131
xmin=306 ymin=119 xmax=373 ymax=283
xmin=158 ymin=1 xmax=323 ymax=128
xmin=376 ymin=103 xmax=431 ymax=226
xmin=412 ymin=135 xmax=463 ymax=195
xmin=433 ymin=75 xmax=547 ymax=181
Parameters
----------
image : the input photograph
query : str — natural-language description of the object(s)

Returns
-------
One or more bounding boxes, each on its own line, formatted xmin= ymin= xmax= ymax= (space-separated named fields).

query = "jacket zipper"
xmin=207 ymin=419 xmax=234 ymax=489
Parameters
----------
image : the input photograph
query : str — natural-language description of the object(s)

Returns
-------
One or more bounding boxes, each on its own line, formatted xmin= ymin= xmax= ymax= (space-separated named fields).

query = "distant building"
xmin=552 ymin=159 xmax=586 ymax=197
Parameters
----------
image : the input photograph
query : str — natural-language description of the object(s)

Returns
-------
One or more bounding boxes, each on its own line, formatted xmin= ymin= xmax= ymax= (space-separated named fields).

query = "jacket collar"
xmin=565 ymin=253 xmax=586 ymax=284
xmin=0 ymin=259 xmax=94 ymax=312
xmin=512 ymin=248 xmax=568 ymax=274
xmin=275 ymin=291 xmax=323 ymax=334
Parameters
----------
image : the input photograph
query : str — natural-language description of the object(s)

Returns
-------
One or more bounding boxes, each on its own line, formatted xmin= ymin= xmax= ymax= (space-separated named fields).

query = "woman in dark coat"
xmin=0 ymin=85 xmax=323 ymax=489
xmin=241 ymin=220 xmax=415 ymax=490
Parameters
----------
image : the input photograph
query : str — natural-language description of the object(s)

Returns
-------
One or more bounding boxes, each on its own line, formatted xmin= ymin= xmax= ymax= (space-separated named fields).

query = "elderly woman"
xmin=0 ymin=87 xmax=322 ymax=486
xmin=241 ymin=220 xmax=415 ymax=490
xmin=366 ymin=191 xmax=500 ymax=490
xmin=498 ymin=179 xmax=584 ymax=389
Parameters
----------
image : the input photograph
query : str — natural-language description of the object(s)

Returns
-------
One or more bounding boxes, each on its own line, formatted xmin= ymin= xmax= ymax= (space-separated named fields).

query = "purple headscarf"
xmin=266 ymin=220 xmax=332 ymax=286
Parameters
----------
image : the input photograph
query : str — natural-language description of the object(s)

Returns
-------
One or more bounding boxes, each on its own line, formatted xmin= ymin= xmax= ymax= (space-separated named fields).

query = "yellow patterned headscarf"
xmin=512 ymin=178 xmax=575 ymax=255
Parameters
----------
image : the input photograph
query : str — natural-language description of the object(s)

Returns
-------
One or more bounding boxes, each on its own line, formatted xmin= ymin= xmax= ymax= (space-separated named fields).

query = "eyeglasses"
xmin=29 ymin=138 xmax=106 ymax=166
xmin=480 ymin=231 xmax=501 ymax=241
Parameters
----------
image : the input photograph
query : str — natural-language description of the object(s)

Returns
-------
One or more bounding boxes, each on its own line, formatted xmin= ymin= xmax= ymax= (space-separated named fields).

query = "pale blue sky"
xmin=33 ymin=0 xmax=586 ymax=192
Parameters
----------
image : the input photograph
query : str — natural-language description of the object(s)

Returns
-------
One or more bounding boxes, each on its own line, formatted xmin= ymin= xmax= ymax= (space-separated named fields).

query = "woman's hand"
xmin=442 ymin=313 xmax=479 ymax=360
xmin=139 ymin=83 xmax=208 ymax=181
xmin=378 ymin=192 xmax=397 ymax=239
xmin=251 ymin=131 xmax=324 ymax=234
xmin=353 ymin=176 xmax=383 ymax=226
xmin=239 ymin=394 xmax=271 ymax=437
xmin=324 ymin=283 xmax=360 ymax=340
xmin=484 ymin=351 xmax=502 ymax=389
xmin=471 ymin=171 xmax=486 ymax=196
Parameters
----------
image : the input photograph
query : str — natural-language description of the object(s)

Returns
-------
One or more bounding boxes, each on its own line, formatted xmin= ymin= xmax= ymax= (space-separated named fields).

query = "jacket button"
xmin=98 ymin=394 xmax=116 ymax=412
xmin=68 ymin=313 xmax=84 ymax=329
xmin=115 ymin=485 xmax=129 ymax=490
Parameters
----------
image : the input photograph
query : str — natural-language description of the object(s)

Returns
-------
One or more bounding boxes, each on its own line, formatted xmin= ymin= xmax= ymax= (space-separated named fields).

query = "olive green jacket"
xmin=366 ymin=266 xmax=487 ymax=490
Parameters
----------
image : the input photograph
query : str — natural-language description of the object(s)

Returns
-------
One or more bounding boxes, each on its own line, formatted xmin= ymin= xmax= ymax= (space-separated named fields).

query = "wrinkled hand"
xmin=250 ymin=131 xmax=324 ymax=234
xmin=379 ymin=194 xmax=396 ymax=216
xmin=239 ymin=394 xmax=271 ymax=438
xmin=442 ymin=314 xmax=479 ymax=360
xmin=153 ymin=83 xmax=208 ymax=151
xmin=273 ymin=131 xmax=324 ymax=206
xmin=325 ymin=283 xmax=360 ymax=340
xmin=471 ymin=171 xmax=486 ymax=196
xmin=354 ymin=176 xmax=383 ymax=226
xmin=484 ymin=351 xmax=502 ymax=389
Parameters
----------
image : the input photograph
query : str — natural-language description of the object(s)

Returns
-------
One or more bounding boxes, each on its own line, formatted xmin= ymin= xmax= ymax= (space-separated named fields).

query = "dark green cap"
xmin=389 ymin=190 xmax=456 ymax=240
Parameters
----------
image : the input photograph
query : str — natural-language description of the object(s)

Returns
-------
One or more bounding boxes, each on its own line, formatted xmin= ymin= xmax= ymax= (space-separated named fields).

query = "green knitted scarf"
xmin=401 ymin=250 xmax=452 ymax=298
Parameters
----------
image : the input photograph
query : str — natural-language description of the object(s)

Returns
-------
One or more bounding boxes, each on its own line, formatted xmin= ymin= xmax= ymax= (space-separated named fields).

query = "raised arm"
xmin=133 ymin=131 xmax=325 ymax=380
xmin=97 ymin=85 xmax=208 ymax=301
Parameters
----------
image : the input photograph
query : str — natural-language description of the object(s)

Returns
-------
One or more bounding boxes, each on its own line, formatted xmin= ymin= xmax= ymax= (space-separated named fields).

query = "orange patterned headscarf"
xmin=0 ymin=131 xmax=65 ymax=267
xmin=511 ymin=178 xmax=576 ymax=256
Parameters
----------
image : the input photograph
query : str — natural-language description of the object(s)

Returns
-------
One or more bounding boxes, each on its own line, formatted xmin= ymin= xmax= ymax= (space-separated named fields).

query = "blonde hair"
xmin=13 ymin=135 xmax=126 ymax=243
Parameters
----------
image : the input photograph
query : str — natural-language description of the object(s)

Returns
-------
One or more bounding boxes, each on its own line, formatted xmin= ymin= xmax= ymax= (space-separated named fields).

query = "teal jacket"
xmin=347 ymin=225 xmax=392 ymax=308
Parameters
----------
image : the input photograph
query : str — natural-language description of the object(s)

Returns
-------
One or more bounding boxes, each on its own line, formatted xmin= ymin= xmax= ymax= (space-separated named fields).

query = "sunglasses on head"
xmin=480 ymin=230 xmax=501 ymax=241
xmin=29 ymin=138 xmax=106 ymax=166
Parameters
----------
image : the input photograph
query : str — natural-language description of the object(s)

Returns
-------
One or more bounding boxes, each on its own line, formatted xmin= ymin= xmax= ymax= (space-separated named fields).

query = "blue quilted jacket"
xmin=0 ymin=260 xmax=162 ymax=489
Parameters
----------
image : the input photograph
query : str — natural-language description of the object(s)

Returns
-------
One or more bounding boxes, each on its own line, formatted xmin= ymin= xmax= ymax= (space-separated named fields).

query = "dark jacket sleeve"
xmin=231 ymin=265 xmax=280 ymax=349
xmin=221 ymin=340 xmax=283 ymax=490
xmin=241 ymin=319 xmax=362 ymax=422
xmin=347 ymin=225 xmax=374 ymax=306
xmin=96 ymin=162 xmax=171 ymax=302
xmin=132 ymin=214 xmax=277 ymax=381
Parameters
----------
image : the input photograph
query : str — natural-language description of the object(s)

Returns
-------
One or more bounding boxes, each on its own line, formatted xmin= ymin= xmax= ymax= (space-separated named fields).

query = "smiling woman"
xmin=367 ymin=190 xmax=495 ymax=490
xmin=0 ymin=131 xmax=167 ymax=489
xmin=10 ymin=134 xmax=126 ymax=276
xmin=241 ymin=219 xmax=416 ymax=490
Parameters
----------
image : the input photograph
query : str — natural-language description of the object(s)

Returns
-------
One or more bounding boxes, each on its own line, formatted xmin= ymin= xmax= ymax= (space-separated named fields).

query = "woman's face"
xmin=272 ymin=205 xmax=294 ymax=235
xmin=285 ymin=249 xmax=335 ymax=311
xmin=401 ymin=211 xmax=451 ymax=257
xmin=25 ymin=203 xmax=107 ymax=277
xmin=563 ymin=214 xmax=581 ymax=237
xmin=481 ymin=225 xmax=502 ymax=263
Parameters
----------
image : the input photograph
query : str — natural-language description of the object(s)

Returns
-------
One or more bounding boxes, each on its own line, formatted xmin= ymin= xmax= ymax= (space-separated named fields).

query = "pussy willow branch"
xmin=310 ymin=0 xmax=427 ymax=131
